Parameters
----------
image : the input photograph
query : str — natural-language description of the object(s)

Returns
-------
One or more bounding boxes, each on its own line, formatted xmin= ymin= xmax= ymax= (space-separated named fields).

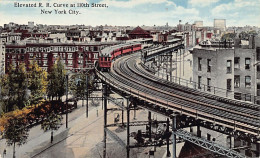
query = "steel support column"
xmin=133 ymin=103 xmax=136 ymax=120
xmin=148 ymin=111 xmax=152 ymax=141
xmin=256 ymin=141 xmax=260 ymax=157
xmin=166 ymin=118 xmax=171 ymax=157
xmin=183 ymin=49 xmax=184 ymax=77
xmin=197 ymin=125 xmax=201 ymax=138
xmin=122 ymin=108 xmax=124 ymax=126
xmin=126 ymin=97 xmax=130 ymax=158
xmin=170 ymin=51 xmax=173 ymax=82
xmin=175 ymin=51 xmax=177 ymax=82
xmin=179 ymin=49 xmax=181 ymax=78
xmin=229 ymin=135 xmax=234 ymax=149
xmin=172 ymin=115 xmax=176 ymax=158
xmin=103 ymin=84 xmax=108 ymax=158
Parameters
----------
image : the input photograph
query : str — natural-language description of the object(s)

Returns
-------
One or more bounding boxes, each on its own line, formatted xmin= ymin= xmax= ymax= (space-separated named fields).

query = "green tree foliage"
xmin=41 ymin=111 xmax=62 ymax=143
xmin=239 ymin=31 xmax=258 ymax=40
xmin=15 ymin=63 xmax=28 ymax=109
xmin=0 ymin=74 xmax=10 ymax=113
xmin=3 ymin=113 xmax=29 ymax=158
xmin=69 ymin=73 xmax=87 ymax=100
xmin=1 ymin=63 xmax=28 ymax=112
xmin=221 ymin=33 xmax=236 ymax=41
xmin=28 ymin=60 xmax=48 ymax=100
xmin=47 ymin=58 xmax=66 ymax=101
xmin=69 ymin=72 xmax=96 ymax=100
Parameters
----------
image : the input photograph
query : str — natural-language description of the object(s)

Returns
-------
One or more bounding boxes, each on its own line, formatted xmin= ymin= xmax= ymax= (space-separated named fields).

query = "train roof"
xmin=101 ymin=42 xmax=141 ymax=56
xmin=126 ymin=38 xmax=153 ymax=43
xmin=167 ymin=38 xmax=181 ymax=43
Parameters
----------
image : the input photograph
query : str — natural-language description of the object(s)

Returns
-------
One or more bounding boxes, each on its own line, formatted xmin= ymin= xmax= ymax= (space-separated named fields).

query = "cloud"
xmin=211 ymin=0 xmax=260 ymax=26
xmin=188 ymin=0 xmax=219 ymax=7
xmin=0 ymin=0 xmax=200 ymax=27
xmin=212 ymin=0 xmax=259 ymax=15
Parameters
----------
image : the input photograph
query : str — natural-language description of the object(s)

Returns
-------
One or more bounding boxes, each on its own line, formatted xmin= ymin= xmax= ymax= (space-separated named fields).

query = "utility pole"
xmin=66 ymin=74 xmax=68 ymax=128
xmin=103 ymin=84 xmax=108 ymax=158
xmin=86 ymin=74 xmax=88 ymax=118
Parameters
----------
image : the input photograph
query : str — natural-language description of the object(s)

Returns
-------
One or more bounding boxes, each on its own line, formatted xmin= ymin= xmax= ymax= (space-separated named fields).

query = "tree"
xmin=69 ymin=72 xmax=97 ymax=107
xmin=47 ymin=58 xmax=66 ymax=101
xmin=15 ymin=63 xmax=29 ymax=109
xmin=221 ymin=33 xmax=236 ymax=41
xmin=6 ymin=64 xmax=17 ymax=112
xmin=41 ymin=111 xmax=62 ymax=143
xmin=69 ymin=73 xmax=87 ymax=103
xmin=0 ymin=74 xmax=10 ymax=113
xmin=3 ymin=113 xmax=29 ymax=158
xmin=0 ymin=63 xmax=28 ymax=112
xmin=28 ymin=59 xmax=48 ymax=101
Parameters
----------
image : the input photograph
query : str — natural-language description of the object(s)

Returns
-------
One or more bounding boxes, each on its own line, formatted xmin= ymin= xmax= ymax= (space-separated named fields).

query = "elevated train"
xmin=98 ymin=42 xmax=142 ymax=71
xmin=97 ymin=38 xmax=182 ymax=71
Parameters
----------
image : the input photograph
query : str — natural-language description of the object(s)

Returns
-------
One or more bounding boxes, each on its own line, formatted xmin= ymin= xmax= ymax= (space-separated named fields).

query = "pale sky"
xmin=0 ymin=0 xmax=259 ymax=27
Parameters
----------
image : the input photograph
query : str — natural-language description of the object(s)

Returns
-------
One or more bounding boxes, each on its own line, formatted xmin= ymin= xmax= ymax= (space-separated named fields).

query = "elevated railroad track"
xmin=96 ymin=52 xmax=260 ymax=142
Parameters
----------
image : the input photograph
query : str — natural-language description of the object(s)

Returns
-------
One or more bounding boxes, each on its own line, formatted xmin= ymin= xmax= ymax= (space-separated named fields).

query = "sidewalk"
xmin=0 ymin=92 xmax=184 ymax=158
xmin=0 ymin=95 xmax=103 ymax=158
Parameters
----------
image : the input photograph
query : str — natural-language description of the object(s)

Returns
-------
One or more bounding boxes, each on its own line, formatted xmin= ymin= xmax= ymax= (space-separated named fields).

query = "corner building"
xmin=191 ymin=38 xmax=260 ymax=103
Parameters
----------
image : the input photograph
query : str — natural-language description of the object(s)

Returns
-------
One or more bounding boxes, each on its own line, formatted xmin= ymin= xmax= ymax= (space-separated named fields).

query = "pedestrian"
xmin=3 ymin=149 xmax=6 ymax=158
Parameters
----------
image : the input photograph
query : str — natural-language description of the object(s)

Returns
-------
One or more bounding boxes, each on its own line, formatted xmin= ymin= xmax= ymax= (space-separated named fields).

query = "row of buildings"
xmin=0 ymin=20 xmax=213 ymax=74
xmin=1 ymin=21 xmax=260 ymax=104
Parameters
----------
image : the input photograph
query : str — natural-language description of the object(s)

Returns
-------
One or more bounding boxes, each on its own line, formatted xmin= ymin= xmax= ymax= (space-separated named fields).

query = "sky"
xmin=0 ymin=0 xmax=259 ymax=27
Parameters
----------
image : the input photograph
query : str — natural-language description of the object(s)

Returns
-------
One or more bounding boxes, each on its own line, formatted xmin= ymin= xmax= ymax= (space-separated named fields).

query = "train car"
xmin=98 ymin=42 xmax=142 ymax=71
xmin=98 ymin=55 xmax=111 ymax=71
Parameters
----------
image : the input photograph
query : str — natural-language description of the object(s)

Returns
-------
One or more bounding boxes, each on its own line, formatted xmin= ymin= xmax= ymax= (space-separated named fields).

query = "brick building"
xmin=4 ymin=42 xmax=114 ymax=73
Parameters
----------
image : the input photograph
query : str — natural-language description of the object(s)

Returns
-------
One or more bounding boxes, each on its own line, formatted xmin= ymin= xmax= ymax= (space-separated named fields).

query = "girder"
xmin=174 ymin=129 xmax=246 ymax=158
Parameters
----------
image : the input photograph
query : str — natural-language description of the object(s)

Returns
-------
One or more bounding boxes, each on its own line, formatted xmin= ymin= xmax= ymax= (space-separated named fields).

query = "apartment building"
xmin=4 ymin=41 xmax=113 ymax=73
xmin=190 ymin=37 xmax=260 ymax=103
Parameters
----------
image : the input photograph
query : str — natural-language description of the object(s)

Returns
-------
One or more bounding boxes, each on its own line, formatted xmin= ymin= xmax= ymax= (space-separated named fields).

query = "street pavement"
xmin=0 ymin=93 xmax=181 ymax=158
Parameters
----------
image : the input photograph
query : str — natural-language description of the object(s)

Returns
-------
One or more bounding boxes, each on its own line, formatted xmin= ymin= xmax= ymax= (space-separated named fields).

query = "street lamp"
xmin=65 ymin=74 xmax=68 ymax=128
xmin=86 ymin=73 xmax=88 ymax=118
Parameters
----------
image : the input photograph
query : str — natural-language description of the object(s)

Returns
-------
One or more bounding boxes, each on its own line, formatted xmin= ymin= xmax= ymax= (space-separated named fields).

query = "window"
xmin=207 ymin=134 xmax=211 ymax=141
xmin=245 ymin=94 xmax=251 ymax=101
xmin=234 ymin=92 xmax=242 ymax=100
xmin=198 ymin=57 xmax=202 ymax=71
xmin=257 ymin=47 xmax=260 ymax=61
xmin=94 ymin=53 xmax=98 ymax=59
xmin=227 ymin=60 xmax=232 ymax=73
xmin=68 ymin=54 xmax=73 ymax=59
xmin=234 ymin=75 xmax=240 ymax=88
xmin=257 ymin=65 xmax=260 ymax=72
xmin=245 ymin=76 xmax=251 ymax=87
xmin=198 ymin=76 xmax=201 ymax=89
xmin=234 ymin=57 xmax=240 ymax=69
xmin=207 ymin=78 xmax=211 ymax=92
xmin=43 ymin=60 xmax=47 ymax=66
xmin=245 ymin=58 xmax=250 ymax=70
xmin=68 ymin=60 xmax=73 ymax=66
xmin=78 ymin=53 xmax=83 ymax=58
xmin=78 ymin=60 xmax=83 ymax=64
xmin=207 ymin=59 xmax=211 ymax=72
xmin=257 ymin=84 xmax=260 ymax=96
xmin=227 ymin=79 xmax=232 ymax=91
